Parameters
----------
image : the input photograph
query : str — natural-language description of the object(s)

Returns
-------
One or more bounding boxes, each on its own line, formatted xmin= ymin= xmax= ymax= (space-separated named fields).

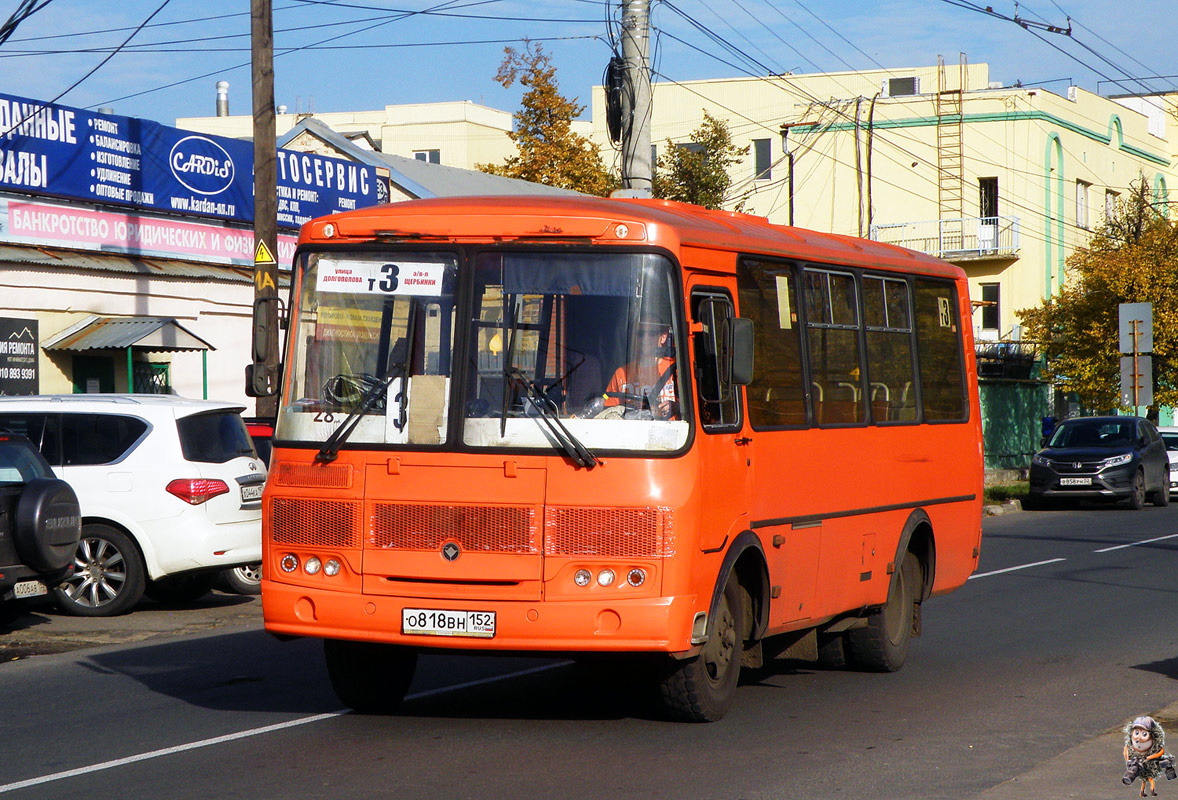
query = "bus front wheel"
xmin=847 ymin=551 xmax=918 ymax=672
xmin=324 ymin=639 xmax=418 ymax=713
xmin=658 ymin=574 xmax=744 ymax=722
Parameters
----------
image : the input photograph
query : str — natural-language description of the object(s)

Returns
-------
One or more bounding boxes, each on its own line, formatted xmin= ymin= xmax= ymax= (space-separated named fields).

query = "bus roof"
xmin=298 ymin=195 xmax=963 ymax=278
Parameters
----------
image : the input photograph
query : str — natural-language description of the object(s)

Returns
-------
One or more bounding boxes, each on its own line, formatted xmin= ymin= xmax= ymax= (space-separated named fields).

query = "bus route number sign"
xmin=402 ymin=608 xmax=496 ymax=638
xmin=317 ymin=258 xmax=445 ymax=297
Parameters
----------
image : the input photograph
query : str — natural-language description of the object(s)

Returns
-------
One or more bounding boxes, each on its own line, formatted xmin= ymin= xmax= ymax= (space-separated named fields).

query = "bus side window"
xmin=736 ymin=258 xmax=806 ymax=428
xmin=863 ymin=275 xmax=918 ymax=423
xmin=804 ymin=268 xmax=865 ymax=425
xmin=691 ymin=291 xmax=740 ymax=430
xmin=914 ymin=279 xmax=967 ymax=421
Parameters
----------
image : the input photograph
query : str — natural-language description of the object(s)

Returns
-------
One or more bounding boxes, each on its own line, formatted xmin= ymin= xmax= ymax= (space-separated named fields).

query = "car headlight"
xmin=1032 ymin=453 xmax=1051 ymax=467
xmin=1101 ymin=453 xmax=1133 ymax=468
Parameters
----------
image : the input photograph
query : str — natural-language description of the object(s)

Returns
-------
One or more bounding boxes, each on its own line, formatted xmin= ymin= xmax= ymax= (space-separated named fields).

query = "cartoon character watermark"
xmin=1124 ymin=716 xmax=1178 ymax=797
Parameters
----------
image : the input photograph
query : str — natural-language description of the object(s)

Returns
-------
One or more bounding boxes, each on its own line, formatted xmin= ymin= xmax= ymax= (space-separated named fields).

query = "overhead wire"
xmin=2 ymin=0 xmax=171 ymax=137
xmin=652 ymin=2 xmax=1139 ymax=248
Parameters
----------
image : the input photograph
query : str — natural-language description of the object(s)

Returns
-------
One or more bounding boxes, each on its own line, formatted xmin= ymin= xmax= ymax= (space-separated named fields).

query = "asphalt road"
xmin=3 ymin=503 xmax=1178 ymax=799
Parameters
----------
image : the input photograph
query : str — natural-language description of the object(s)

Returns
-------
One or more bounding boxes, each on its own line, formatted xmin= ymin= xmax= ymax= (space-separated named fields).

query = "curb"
xmin=973 ymin=700 xmax=1178 ymax=799
xmin=983 ymin=499 xmax=1024 ymax=517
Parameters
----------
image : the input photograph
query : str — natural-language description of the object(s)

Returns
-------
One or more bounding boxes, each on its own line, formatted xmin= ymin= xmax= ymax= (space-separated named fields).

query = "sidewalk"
xmin=1 ymin=592 xmax=261 ymax=661
xmin=975 ymin=701 xmax=1178 ymax=799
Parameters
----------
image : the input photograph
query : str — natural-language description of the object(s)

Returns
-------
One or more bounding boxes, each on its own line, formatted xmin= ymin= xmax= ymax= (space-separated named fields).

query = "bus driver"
xmin=603 ymin=319 xmax=679 ymax=419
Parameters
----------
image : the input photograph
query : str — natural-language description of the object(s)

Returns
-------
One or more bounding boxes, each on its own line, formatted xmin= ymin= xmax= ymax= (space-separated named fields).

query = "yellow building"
xmin=178 ymin=99 xmax=521 ymax=171
xmin=590 ymin=62 xmax=1175 ymax=350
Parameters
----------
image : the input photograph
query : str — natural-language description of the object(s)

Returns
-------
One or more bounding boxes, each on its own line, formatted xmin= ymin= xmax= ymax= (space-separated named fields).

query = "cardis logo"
xmin=169 ymin=136 xmax=235 ymax=195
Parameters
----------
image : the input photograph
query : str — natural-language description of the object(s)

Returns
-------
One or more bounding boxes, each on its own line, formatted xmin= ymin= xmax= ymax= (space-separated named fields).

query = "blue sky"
xmin=1 ymin=0 xmax=1174 ymax=126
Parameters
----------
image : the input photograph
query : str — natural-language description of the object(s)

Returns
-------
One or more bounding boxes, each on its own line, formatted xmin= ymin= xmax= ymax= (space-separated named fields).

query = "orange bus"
xmin=259 ymin=195 xmax=983 ymax=721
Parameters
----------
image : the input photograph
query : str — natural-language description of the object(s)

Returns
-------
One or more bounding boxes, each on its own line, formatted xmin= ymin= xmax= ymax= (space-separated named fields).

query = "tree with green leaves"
xmin=478 ymin=42 xmax=617 ymax=197
xmin=1019 ymin=179 xmax=1178 ymax=411
xmin=652 ymin=111 xmax=750 ymax=210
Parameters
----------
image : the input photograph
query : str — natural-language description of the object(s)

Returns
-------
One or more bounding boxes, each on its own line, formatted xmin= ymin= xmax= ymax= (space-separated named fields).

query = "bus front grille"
xmin=369 ymin=503 xmax=540 ymax=554
xmin=273 ymin=462 xmax=352 ymax=488
xmin=271 ymin=497 xmax=362 ymax=548
xmin=544 ymin=507 xmax=674 ymax=558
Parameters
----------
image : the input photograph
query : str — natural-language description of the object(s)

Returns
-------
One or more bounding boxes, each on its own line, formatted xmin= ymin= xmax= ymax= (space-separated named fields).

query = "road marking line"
xmin=1094 ymin=532 xmax=1178 ymax=553
xmin=0 ymin=661 xmax=569 ymax=794
xmin=968 ymin=557 xmax=1066 ymax=579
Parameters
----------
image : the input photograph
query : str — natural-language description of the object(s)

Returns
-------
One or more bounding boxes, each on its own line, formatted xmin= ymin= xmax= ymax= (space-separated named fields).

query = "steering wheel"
xmin=582 ymin=392 xmax=659 ymax=420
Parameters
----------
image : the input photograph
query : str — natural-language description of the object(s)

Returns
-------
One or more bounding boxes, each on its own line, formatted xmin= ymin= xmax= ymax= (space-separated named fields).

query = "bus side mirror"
xmin=731 ymin=318 xmax=754 ymax=386
xmin=248 ymin=295 xmax=284 ymax=398
xmin=246 ymin=363 xmax=279 ymax=398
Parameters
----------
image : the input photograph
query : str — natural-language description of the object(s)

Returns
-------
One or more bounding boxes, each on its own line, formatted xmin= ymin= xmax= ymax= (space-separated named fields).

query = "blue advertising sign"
xmin=0 ymin=93 xmax=381 ymax=229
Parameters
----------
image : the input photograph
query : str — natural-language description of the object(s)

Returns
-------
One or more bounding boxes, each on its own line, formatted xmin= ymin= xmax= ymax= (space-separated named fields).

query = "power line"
xmin=0 ymin=0 xmax=54 ymax=46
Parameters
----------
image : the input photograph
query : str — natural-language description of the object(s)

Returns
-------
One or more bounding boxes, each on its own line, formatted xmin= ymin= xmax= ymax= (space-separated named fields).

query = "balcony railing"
xmin=869 ymin=216 xmax=1020 ymax=260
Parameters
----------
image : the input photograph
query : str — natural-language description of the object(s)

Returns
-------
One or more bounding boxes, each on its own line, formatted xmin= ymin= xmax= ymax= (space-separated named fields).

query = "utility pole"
xmin=619 ymin=0 xmax=652 ymax=196
xmin=249 ymin=0 xmax=279 ymax=414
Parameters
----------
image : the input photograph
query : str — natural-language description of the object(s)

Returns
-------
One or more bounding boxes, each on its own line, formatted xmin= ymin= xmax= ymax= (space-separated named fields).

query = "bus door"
xmin=689 ymin=283 xmax=750 ymax=554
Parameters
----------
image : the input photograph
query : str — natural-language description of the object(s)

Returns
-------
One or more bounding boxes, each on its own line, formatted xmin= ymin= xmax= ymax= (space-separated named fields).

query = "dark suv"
xmin=1030 ymin=416 xmax=1170 ymax=509
xmin=0 ymin=434 xmax=82 ymax=609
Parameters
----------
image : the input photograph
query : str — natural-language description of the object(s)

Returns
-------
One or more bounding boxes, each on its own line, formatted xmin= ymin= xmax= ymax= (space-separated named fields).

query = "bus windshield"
xmin=277 ymin=251 xmax=459 ymax=448
xmin=276 ymin=248 xmax=688 ymax=454
xmin=463 ymin=250 xmax=687 ymax=453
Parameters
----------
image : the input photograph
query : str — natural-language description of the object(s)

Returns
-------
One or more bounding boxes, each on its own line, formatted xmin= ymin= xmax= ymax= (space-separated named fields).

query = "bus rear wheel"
xmin=658 ymin=574 xmax=744 ymax=722
xmin=324 ymin=639 xmax=418 ymax=713
xmin=847 ymin=551 xmax=919 ymax=672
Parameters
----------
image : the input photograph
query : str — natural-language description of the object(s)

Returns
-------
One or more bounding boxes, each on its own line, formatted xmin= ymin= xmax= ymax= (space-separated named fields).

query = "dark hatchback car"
xmin=1029 ymin=416 xmax=1170 ymax=509
xmin=0 ymin=434 xmax=82 ymax=611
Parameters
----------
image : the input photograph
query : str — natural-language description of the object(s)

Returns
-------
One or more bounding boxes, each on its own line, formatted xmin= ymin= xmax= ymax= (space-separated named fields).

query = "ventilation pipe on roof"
xmin=216 ymin=81 xmax=229 ymax=116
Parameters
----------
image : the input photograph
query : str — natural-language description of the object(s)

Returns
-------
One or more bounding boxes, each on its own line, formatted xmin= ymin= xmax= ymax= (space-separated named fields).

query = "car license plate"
xmin=240 ymin=483 xmax=264 ymax=502
xmin=1060 ymin=477 xmax=1091 ymax=486
xmin=402 ymin=608 xmax=496 ymax=638
xmin=13 ymin=580 xmax=47 ymax=599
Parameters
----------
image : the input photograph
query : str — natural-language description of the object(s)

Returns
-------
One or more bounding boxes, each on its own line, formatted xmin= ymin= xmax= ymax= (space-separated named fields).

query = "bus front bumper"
xmin=261 ymin=580 xmax=701 ymax=654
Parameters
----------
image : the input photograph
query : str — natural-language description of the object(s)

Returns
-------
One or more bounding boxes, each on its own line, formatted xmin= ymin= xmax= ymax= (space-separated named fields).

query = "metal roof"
xmin=43 ymin=316 xmax=215 ymax=352
xmin=0 ymin=244 xmax=258 ymax=283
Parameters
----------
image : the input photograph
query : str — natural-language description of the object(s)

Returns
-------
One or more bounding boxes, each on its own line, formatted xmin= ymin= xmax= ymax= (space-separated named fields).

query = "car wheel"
xmin=657 ymin=573 xmax=744 ymax=722
xmin=324 ymin=639 xmax=418 ymax=713
xmin=217 ymin=563 xmax=262 ymax=595
xmin=144 ymin=573 xmax=217 ymax=604
xmin=847 ymin=551 xmax=919 ymax=672
xmin=1128 ymin=470 xmax=1146 ymax=510
xmin=53 ymin=524 xmax=146 ymax=617
xmin=1152 ymin=476 xmax=1171 ymax=507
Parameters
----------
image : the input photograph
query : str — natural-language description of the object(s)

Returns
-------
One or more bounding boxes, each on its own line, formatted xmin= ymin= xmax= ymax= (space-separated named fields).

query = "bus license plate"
xmin=1059 ymin=477 xmax=1091 ymax=486
xmin=13 ymin=580 xmax=47 ymax=599
xmin=402 ymin=608 xmax=496 ymax=638
xmin=241 ymin=484 xmax=264 ymax=502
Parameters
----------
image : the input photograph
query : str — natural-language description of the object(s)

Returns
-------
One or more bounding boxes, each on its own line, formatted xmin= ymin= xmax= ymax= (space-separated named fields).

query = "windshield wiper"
xmin=511 ymin=370 xmax=600 ymax=469
xmin=316 ymin=303 xmax=418 ymax=463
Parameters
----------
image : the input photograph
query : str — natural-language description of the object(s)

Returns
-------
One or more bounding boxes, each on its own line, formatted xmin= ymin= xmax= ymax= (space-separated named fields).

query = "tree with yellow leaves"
xmin=1019 ymin=179 xmax=1178 ymax=410
xmin=478 ymin=42 xmax=617 ymax=197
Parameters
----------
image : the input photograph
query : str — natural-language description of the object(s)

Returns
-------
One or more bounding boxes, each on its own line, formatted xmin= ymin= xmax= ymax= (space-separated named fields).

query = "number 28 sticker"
xmin=317 ymin=259 xmax=446 ymax=297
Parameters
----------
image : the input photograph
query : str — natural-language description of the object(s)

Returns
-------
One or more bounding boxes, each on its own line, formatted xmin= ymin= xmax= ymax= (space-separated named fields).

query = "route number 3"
xmin=367 ymin=263 xmax=399 ymax=293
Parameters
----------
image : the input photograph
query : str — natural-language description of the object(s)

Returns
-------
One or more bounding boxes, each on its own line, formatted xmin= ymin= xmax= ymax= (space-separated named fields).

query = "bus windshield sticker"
xmin=317 ymin=258 xmax=446 ymax=297
xmin=775 ymin=275 xmax=792 ymax=329
xmin=938 ymin=296 xmax=953 ymax=328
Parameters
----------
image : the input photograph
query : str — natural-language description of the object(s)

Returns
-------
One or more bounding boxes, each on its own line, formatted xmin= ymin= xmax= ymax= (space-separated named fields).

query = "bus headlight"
xmin=574 ymin=569 xmax=591 ymax=587
xmin=627 ymin=568 xmax=646 ymax=587
xmin=280 ymin=554 xmax=299 ymax=573
xmin=304 ymin=556 xmax=322 ymax=575
xmin=597 ymin=569 xmax=615 ymax=587
xmin=324 ymin=559 xmax=341 ymax=577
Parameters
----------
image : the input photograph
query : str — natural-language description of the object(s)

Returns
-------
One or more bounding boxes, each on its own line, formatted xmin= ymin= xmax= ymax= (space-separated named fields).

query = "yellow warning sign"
xmin=254 ymin=239 xmax=277 ymax=266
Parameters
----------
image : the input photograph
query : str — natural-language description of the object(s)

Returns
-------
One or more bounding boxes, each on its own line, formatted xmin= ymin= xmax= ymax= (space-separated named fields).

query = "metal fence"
xmin=869 ymin=216 xmax=1020 ymax=259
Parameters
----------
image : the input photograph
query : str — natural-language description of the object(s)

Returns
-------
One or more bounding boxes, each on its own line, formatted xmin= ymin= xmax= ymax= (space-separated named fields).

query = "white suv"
xmin=0 ymin=395 xmax=265 ymax=616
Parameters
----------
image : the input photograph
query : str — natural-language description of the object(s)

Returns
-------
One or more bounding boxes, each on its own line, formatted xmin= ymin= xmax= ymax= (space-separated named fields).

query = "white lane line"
xmin=1094 ymin=532 xmax=1178 ymax=553
xmin=0 ymin=713 xmax=344 ymax=794
xmin=0 ymin=661 xmax=569 ymax=794
xmin=968 ymin=557 xmax=1066 ymax=579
